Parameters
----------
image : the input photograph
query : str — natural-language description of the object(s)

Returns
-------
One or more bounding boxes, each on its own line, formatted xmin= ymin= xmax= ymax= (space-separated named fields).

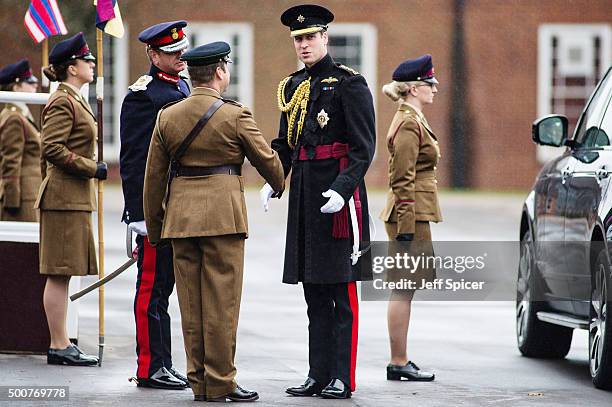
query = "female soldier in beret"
xmin=379 ymin=54 xmax=442 ymax=382
xmin=36 ymin=32 xmax=107 ymax=366
xmin=0 ymin=59 xmax=41 ymax=221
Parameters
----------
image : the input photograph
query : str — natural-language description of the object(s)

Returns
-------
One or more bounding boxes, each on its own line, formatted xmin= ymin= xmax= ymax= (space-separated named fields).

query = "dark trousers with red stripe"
xmin=303 ymin=282 xmax=359 ymax=391
xmin=134 ymin=235 xmax=175 ymax=378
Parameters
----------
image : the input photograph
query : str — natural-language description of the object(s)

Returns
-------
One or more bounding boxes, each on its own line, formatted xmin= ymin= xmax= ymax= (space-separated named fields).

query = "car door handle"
xmin=562 ymin=168 xmax=572 ymax=184
xmin=596 ymin=166 xmax=610 ymax=180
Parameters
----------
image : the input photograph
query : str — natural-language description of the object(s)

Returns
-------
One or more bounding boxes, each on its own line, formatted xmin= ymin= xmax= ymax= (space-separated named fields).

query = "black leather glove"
xmin=94 ymin=162 xmax=108 ymax=180
xmin=396 ymin=233 xmax=414 ymax=241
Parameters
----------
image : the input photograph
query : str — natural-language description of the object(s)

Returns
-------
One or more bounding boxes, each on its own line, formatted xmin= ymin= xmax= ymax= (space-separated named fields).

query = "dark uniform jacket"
xmin=143 ymin=87 xmax=285 ymax=244
xmin=379 ymin=103 xmax=442 ymax=234
xmin=0 ymin=103 xmax=41 ymax=218
xmin=35 ymin=83 xmax=98 ymax=211
xmin=272 ymin=54 xmax=376 ymax=284
xmin=120 ymin=64 xmax=190 ymax=223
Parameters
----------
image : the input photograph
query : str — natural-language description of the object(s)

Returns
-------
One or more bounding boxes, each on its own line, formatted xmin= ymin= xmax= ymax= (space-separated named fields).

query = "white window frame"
xmin=537 ymin=24 xmax=611 ymax=163
xmin=186 ymin=22 xmax=254 ymax=110
xmin=297 ymin=23 xmax=378 ymax=109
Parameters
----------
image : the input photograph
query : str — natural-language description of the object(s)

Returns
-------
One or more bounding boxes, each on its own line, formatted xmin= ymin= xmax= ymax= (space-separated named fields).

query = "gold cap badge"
xmin=297 ymin=15 xmax=305 ymax=23
xmin=171 ymin=28 xmax=179 ymax=40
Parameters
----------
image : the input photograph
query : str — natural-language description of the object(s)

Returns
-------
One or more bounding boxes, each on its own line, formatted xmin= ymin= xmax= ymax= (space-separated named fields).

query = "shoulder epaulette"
xmin=160 ymin=99 xmax=182 ymax=111
xmin=128 ymin=75 xmax=153 ymax=92
xmin=221 ymin=98 xmax=242 ymax=107
xmin=277 ymin=68 xmax=306 ymax=89
xmin=336 ymin=64 xmax=360 ymax=76
xmin=289 ymin=67 xmax=306 ymax=77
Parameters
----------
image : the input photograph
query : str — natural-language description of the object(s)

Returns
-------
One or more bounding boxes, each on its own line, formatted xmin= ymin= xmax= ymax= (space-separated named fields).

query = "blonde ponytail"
xmin=382 ymin=81 xmax=409 ymax=102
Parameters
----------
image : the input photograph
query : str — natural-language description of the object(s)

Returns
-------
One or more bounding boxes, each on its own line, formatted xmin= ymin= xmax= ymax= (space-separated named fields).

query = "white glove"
xmin=128 ymin=220 xmax=148 ymax=236
xmin=320 ymin=189 xmax=345 ymax=213
xmin=260 ymin=183 xmax=275 ymax=212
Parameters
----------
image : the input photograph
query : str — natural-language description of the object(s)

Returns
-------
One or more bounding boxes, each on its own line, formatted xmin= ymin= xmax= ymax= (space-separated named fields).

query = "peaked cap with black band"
xmin=281 ymin=4 xmax=334 ymax=37
xmin=181 ymin=41 xmax=231 ymax=66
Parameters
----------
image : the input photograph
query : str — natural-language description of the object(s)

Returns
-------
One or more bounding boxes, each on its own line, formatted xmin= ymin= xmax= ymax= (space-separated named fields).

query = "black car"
xmin=518 ymin=66 xmax=612 ymax=390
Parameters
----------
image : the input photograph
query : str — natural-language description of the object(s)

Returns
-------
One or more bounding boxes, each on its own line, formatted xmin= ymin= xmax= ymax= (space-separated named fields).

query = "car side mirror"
xmin=532 ymin=115 xmax=568 ymax=147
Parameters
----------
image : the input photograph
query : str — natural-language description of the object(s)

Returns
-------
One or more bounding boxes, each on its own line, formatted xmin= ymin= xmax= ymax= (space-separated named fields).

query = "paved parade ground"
xmin=1 ymin=186 xmax=612 ymax=406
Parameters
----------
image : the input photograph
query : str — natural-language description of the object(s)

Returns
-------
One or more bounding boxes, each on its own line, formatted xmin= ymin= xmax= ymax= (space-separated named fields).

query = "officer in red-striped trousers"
xmin=119 ymin=21 xmax=190 ymax=390
xmin=261 ymin=4 xmax=375 ymax=399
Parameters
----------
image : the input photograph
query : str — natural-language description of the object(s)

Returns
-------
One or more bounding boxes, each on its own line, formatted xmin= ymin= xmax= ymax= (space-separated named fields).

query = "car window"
xmin=597 ymin=98 xmax=612 ymax=147
xmin=574 ymin=69 xmax=612 ymax=148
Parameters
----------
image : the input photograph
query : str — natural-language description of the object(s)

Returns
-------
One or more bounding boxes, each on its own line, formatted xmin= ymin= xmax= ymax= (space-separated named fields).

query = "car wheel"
xmin=516 ymin=230 xmax=573 ymax=358
xmin=590 ymin=249 xmax=612 ymax=389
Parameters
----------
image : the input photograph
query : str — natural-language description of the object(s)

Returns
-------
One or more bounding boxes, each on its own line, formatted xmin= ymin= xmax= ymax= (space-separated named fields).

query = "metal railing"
xmin=0 ymin=91 xmax=50 ymax=105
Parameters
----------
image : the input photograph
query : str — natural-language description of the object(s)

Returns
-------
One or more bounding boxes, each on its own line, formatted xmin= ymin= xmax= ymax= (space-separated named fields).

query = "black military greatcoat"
xmin=272 ymin=54 xmax=376 ymax=284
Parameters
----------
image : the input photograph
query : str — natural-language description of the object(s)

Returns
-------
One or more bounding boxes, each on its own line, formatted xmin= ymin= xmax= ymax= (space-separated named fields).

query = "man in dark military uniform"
xmin=261 ymin=4 xmax=376 ymax=399
xmin=119 ymin=20 xmax=190 ymax=390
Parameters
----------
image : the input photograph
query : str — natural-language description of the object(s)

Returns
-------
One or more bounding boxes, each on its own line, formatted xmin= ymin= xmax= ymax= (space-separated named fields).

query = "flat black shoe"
xmin=194 ymin=394 xmax=206 ymax=401
xmin=168 ymin=366 xmax=190 ymax=387
xmin=286 ymin=377 xmax=325 ymax=397
xmin=387 ymin=361 xmax=435 ymax=381
xmin=47 ymin=344 xmax=98 ymax=366
xmin=137 ymin=367 xmax=188 ymax=390
xmin=320 ymin=378 xmax=351 ymax=399
xmin=207 ymin=385 xmax=259 ymax=402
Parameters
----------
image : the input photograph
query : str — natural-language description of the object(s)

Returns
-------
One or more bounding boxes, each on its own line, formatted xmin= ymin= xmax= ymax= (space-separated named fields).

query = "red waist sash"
xmin=298 ymin=143 xmax=362 ymax=240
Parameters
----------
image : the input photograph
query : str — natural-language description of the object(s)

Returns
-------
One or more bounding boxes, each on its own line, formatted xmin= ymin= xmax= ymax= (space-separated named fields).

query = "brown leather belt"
xmin=176 ymin=164 xmax=241 ymax=177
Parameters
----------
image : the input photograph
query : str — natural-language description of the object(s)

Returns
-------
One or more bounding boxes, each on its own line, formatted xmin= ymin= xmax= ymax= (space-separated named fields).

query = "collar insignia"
xmin=157 ymin=72 xmax=179 ymax=85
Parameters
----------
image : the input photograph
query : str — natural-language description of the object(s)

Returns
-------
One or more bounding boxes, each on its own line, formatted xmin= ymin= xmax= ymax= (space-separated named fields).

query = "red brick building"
xmin=1 ymin=0 xmax=611 ymax=190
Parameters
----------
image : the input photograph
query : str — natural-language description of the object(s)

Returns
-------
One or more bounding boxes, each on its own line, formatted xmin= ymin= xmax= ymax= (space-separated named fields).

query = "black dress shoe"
xmin=207 ymin=385 xmax=259 ymax=402
xmin=387 ymin=361 xmax=435 ymax=381
xmin=194 ymin=395 xmax=206 ymax=401
xmin=286 ymin=377 xmax=325 ymax=397
xmin=320 ymin=378 xmax=351 ymax=399
xmin=168 ymin=367 xmax=190 ymax=387
xmin=137 ymin=367 xmax=188 ymax=390
xmin=47 ymin=344 xmax=98 ymax=366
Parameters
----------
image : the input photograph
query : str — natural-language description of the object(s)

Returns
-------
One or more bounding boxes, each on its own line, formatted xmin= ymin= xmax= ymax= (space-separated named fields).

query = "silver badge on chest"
xmin=317 ymin=109 xmax=330 ymax=128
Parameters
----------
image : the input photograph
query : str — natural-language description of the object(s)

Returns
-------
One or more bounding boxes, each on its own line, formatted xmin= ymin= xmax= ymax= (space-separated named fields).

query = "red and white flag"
xmin=24 ymin=0 xmax=68 ymax=44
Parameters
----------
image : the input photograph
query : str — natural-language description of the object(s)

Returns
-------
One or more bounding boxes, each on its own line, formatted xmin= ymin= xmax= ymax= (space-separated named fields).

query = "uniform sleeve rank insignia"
xmin=317 ymin=109 xmax=330 ymax=128
xmin=321 ymin=77 xmax=338 ymax=84
xmin=128 ymin=75 xmax=153 ymax=92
